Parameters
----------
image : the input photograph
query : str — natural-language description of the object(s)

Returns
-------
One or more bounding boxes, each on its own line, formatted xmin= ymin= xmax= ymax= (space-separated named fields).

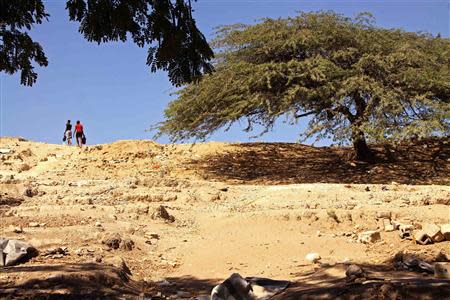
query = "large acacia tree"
xmin=0 ymin=0 xmax=213 ymax=86
xmin=157 ymin=12 xmax=450 ymax=161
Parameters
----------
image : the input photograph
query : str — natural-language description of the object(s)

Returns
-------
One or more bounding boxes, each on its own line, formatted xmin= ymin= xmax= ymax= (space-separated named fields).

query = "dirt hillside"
xmin=0 ymin=137 xmax=449 ymax=299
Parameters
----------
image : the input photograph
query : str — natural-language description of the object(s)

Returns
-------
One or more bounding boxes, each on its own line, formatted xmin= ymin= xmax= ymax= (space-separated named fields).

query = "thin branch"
xmin=294 ymin=110 xmax=318 ymax=118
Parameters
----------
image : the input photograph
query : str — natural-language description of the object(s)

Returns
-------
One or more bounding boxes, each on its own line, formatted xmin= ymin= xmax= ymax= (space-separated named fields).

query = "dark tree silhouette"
xmin=0 ymin=0 xmax=213 ymax=86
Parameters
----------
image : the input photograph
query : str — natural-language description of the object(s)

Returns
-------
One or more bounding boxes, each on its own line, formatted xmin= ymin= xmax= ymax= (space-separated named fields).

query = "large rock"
xmin=423 ymin=223 xmax=445 ymax=243
xmin=358 ymin=231 xmax=381 ymax=244
xmin=414 ymin=230 xmax=432 ymax=245
xmin=0 ymin=238 xmax=38 ymax=266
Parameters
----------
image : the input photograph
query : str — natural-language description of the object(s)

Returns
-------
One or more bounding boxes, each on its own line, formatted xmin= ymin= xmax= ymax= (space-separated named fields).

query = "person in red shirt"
xmin=74 ymin=120 xmax=84 ymax=147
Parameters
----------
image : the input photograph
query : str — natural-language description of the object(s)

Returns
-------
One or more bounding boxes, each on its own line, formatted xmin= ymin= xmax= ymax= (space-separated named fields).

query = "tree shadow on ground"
xmin=1 ymin=258 xmax=449 ymax=299
xmin=189 ymin=138 xmax=449 ymax=185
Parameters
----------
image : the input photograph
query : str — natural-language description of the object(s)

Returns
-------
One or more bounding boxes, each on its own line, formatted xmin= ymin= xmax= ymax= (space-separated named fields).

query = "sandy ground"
xmin=0 ymin=137 xmax=449 ymax=299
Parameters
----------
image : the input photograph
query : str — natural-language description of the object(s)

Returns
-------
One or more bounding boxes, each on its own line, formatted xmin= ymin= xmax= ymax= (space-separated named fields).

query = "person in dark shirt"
xmin=64 ymin=120 xmax=72 ymax=145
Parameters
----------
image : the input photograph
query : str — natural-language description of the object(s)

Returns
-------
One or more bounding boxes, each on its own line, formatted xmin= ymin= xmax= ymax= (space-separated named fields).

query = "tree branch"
xmin=294 ymin=110 xmax=318 ymax=118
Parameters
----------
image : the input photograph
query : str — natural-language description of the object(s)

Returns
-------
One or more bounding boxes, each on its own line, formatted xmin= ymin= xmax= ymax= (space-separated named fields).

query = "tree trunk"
xmin=352 ymin=130 xmax=373 ymax=162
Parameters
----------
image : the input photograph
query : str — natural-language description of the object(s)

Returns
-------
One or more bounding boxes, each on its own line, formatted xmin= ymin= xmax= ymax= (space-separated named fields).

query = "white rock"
xmin=305 ymin=252 xmax=321 ymax=263
xmin=357 ymin=231 xmax=381 ymax=244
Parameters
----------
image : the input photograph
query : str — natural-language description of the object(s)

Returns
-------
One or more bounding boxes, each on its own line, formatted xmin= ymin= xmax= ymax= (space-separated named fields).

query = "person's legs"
xmin=76 ymin=133 xmax=81 ymax=147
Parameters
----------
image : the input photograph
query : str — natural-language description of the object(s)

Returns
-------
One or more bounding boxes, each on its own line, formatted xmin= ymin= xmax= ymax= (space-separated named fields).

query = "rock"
xmin=414 ymin=230 xmax=432 ymax=245
xmin=28 ymin=222 xmax=40 ymax=228
xmin=423 ymin=223 xmax=445 ymax=243
xmin=391 ymin=220 xmax=401 ymax=230
xmin=177 ymin=291 xmax=191 ymax=298
xmin=0 ymin=239 xmax=38 ymax=266
xmin=145 ymin=232 xmax=160 ymax=239
xmin=0 ymin=148 xmax=13 ymax=154
xmin=399 ymin=224 xmax=414 ymax=239
xmin=95 ymin=221 xmax=102 ymax=227
xmin=151 ymin=205 xmax=175 ymax=223
xmin=357 ymin=231 xmax=381 ymax=244
xmin=326 ymin=209 xmax=339 ymax=223
xmin=18 ymin=163 xmax=31 ymax=172
xmin=346 ymin=264 xmax=365 ymax=281
xmin=441 ymin=224 xmax=450 ymax=240
xmin=102 ymin=233 xmax=122 ymax=250
xmin=382 ymin=219 xmax=394 ymax=232
xmin=43 ymin=247 xmax=68 ymax=256
xmin=10 ymin=225 xmax=23 ymax=233
xmin=434 ymin=262 xmax=450 ymax=279
xmin=305 ymin=252 xmax=321 ymax=263
xmin=136 ymin=205 xmax=149 ymax=214
xmin=24 ymin=187 xmax=38 ymax=197
xmin=376 ymin=211 xmax=391 ymax=219
xmin=121 ymin=238 xmax=135 ymax=251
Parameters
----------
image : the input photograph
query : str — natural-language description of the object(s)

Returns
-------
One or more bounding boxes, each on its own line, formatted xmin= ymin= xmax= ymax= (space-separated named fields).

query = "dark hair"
xmin=76 ymin=120 xmax=80 ymax=124
xmin=67 ymin=120 xmax=71 ymax=123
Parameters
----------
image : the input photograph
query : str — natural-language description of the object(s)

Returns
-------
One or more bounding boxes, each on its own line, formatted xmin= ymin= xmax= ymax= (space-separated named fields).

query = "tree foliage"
xmin=157 ymin=12 xmax=450 ymax=160
xmin=0 ymin=0 xmax=213 ymax=86
xmin=0 ymin=0 xmax=49 ymax=86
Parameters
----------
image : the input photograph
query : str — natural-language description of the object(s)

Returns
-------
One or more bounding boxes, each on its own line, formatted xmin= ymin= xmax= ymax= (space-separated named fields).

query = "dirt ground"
xmin=0 ymin=137 xmax=449 ymax=299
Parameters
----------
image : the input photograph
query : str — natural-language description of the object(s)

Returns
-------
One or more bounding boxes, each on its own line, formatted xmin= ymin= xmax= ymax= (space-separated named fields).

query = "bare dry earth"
xmin=0 ymin=137 xmax=449 ymax=299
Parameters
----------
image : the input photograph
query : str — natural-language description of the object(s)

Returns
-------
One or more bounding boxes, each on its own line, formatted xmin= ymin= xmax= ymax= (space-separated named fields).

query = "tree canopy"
xmin=156 ymin=12 xmax=450 ymax=160
xmin=0 ymin=0 xmax=213 ymax=86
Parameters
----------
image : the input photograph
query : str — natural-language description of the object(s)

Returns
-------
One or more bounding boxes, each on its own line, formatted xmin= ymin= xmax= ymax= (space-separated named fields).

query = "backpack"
xmin=81 ymin=135 xmax=87 ymax=145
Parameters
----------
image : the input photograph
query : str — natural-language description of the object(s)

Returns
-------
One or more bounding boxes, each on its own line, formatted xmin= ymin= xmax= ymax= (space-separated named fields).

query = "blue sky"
xmin=1 ymin=0 xmax=449 ymax=145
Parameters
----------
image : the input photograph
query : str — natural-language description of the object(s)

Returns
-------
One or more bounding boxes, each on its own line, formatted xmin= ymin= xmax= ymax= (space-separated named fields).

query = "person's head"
xmin=76 ymin=120 xmax=80 ymax=124
xmin=67 ymin=120 xmax=71 ymax=124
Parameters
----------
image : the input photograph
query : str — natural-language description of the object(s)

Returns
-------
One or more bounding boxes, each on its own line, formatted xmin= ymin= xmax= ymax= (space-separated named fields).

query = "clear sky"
xmin=1 ymin=0 xmax=449 ymax=145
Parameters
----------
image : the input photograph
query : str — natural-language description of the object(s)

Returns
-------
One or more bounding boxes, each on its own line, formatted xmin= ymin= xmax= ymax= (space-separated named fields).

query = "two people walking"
xmin=63 ymin=120 xmax=86 ymax=147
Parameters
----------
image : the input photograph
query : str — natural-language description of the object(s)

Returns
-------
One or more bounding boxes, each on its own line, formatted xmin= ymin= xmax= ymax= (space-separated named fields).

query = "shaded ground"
xmin=189 ymin=138 xmax=449 ymax=185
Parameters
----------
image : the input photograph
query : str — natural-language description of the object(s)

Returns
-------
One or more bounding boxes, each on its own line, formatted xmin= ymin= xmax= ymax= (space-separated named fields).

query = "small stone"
xmin=28 ymin=222 xmax=39 ymax=228
xmin=391 ymin=220 xmax=401 ymax=230
xmin=305 ymin=252 xmax=321 ymax=263
xmin=95 ymin=221 xmax=102 ymax=227
xmin=151 ymin=205 xmax=175 ymax=222
xmin=346 ymin=264 xmax=365 ymax=281
xmin=177 ymin=291 xmax=191 ymax=298
xmin=357 ymin=231 xmax=381 ymax=244
xmin=102 ymin=233 xmax=122 ymax=250
xmin=382 ymin=219 xmax=394 ymax=232
xmin=434 ymin=262 xmax=450 ymax=279
xmin=121 ymin=238 xmax=135 ymax=251
xmin=10 ymin=225 xmax=23 ymax=233
xmin=441 ymin=224 xmax=450 ymax=240
xmin=376 ymin=211 xmax=391 ymax=219
xmin=24 ymin=187 xmax=38 ymax=198
xmin=399 ymin=224 xmax=414 ymax=239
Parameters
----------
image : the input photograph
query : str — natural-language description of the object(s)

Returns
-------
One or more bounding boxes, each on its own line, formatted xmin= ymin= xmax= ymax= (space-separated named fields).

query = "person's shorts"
xmin=65 ymin=130 xmax=72 ymax=140
xmin=76 ymin=132 xmax=83 ymax=139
